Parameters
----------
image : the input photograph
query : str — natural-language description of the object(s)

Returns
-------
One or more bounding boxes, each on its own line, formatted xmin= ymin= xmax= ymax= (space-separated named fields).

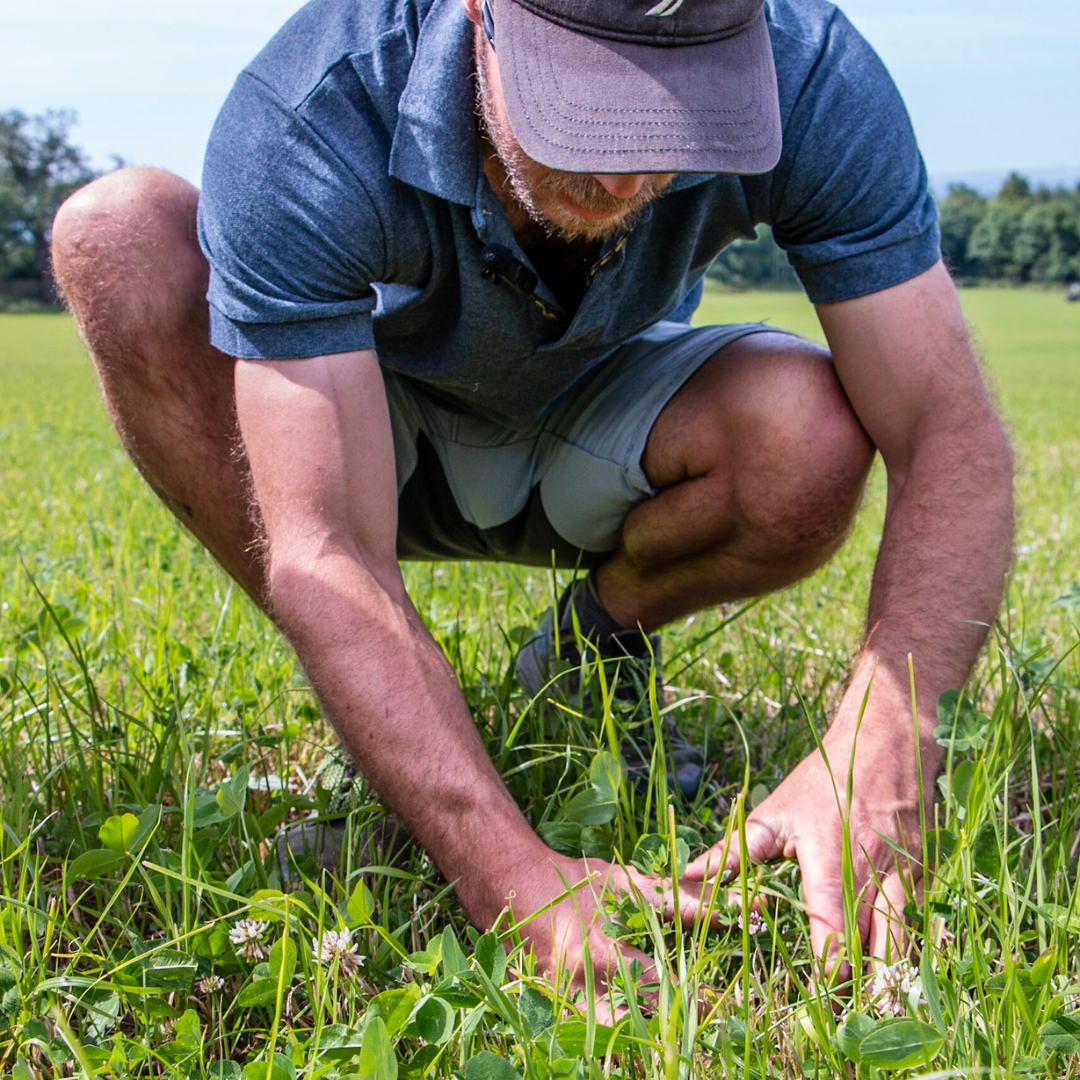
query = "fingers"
xmin=867 ymin=868 xmax=922 ymax=964
xmin=683 ymin=816 xmax=783 ymax=882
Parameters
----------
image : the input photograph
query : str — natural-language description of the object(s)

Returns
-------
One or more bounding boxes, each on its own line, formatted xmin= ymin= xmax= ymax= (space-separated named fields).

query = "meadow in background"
xmin=0 ymin=286 xmax=1077 ymax=1077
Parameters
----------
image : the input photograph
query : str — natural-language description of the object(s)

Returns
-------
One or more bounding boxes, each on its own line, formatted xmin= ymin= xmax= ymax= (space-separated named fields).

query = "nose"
xmin=590 ymin=174 xmax=649 ymax=199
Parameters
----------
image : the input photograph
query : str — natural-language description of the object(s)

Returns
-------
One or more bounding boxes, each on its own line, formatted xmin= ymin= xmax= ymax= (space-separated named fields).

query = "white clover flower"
xmin=229 ymin=918 xmax=270 ymax=962
xmin=197 ymin=974 xmax=225 ymax=995
xmin=870 ymin=959 xmax=917 ymax=1018
xmin=312 ymin=928 xmax=363 ymax=976
xmin=738 ymin=911 xmax=766 ymax=937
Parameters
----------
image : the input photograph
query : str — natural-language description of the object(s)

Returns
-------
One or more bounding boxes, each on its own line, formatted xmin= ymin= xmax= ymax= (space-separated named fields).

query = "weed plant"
xmin=0 ymin=291 xmax=1077 ymax=1078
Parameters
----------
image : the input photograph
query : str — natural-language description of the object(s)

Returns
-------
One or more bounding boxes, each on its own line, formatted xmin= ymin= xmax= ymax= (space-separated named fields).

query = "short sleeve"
xmin=197 ymin=71 xmax=387 ymax=360
xmin=768 ymin=10 xmax=941 ymax=304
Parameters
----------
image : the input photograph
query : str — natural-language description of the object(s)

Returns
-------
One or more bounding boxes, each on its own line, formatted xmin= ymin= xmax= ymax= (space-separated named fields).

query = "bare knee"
xmin=647 ymin=332 xmax=874 ymax=568
xmin=733 ymin=338 xmax=874 ymax=560
xmin=52 ymin=167 xmax=206 ymax=353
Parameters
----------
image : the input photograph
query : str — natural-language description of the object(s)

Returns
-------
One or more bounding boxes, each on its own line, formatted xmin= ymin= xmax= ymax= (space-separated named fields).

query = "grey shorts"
xmin=388 ymin=320 xmax=776 ymax=567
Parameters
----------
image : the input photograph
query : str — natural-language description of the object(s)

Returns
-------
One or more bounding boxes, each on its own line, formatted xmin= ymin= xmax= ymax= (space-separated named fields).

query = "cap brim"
xmin=495 ymin=1 xmax=781 ymax=175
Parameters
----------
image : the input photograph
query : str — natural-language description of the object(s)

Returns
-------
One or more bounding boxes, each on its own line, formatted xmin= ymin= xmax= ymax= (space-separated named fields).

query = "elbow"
xmin=262 ymin=535 xmax=407 ymax=636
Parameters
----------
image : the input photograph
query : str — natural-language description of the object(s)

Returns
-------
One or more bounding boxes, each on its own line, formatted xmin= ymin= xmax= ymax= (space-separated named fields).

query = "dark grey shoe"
xmin=275 ymin=813 xmax=415 ymax=881
xmin=515 ymin=600 xmax=706 ymax=800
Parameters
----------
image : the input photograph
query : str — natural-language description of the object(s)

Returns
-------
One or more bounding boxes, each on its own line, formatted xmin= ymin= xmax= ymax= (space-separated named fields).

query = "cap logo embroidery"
xmin=645 ymin=0 xmax=686 ymax=16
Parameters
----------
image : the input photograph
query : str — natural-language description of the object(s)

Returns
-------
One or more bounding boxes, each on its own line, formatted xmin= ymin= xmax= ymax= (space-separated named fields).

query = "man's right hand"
xmin=233 ymin=350 xmax=715 ymax=1016
xmin=500 ymin=850 xmax=720 ymax=1021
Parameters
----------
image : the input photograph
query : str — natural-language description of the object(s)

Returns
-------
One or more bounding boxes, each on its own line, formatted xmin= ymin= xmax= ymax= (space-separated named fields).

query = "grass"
xmin=0 ymin=286 xmax=1077 ymax=1078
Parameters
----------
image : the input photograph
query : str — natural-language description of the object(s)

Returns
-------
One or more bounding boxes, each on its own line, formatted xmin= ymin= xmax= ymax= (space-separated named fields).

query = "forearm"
xmin=838 ymin=415 xmax=1013 ymax=748
xmin=268 ymin=543 xmax=544 ymax=926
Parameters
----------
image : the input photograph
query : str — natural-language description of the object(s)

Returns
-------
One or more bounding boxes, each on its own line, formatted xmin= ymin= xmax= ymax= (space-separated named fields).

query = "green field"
xmin=0 ymin=288 xmax=1078 ymax=1078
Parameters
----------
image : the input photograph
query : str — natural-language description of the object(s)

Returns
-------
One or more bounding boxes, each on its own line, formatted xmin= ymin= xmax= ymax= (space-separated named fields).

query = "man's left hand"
xmin=685 ymin=688 xmax=939 ymax=972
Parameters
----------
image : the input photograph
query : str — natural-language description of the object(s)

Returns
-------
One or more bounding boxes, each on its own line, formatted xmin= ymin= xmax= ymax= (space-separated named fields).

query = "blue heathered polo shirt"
xmin=198 ymin=0 xmax=940 ymax=429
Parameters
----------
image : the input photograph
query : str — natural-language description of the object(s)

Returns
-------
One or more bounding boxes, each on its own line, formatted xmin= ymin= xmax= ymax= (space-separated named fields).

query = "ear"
xmin=461 ymin=0 xmax=483 ymax=27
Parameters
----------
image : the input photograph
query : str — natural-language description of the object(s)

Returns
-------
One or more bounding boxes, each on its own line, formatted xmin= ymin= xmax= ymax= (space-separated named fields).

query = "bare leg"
xmin=51 ymin=167 xmax=264 ymax=601
xmin=598 ymin=332 xmax=876 ymax=629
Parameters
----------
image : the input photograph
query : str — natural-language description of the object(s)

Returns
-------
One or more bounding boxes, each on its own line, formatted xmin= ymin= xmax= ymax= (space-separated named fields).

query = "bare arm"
xmin=235 ymin=350 xmax=708 ymax=1011
xmin=689 ymin=261 xmax=1014 ymax=961
xmin=235 ymin=351 xmax=537 ymax=922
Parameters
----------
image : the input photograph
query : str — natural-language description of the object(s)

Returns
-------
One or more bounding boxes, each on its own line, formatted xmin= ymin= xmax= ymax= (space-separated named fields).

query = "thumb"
xmin=683 ymin=815 xmax=783 ymax=882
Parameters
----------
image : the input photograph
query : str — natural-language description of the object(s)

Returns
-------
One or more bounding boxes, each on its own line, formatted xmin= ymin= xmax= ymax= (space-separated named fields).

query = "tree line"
xmin=1 ymin=110 xmax=99 ymax=289
xmin=2 ymin=109 xmax=1078 ymax=294
xmin=708 ymin=173 xmax=1080 ymax=289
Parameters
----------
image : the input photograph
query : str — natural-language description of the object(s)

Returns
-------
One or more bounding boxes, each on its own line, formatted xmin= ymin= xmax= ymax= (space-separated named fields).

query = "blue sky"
xmin=3 ymin=0 xmax=1078 ymax=190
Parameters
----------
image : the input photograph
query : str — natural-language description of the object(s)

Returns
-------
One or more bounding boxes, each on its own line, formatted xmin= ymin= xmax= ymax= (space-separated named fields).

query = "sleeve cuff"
xmin=209 ymin=306 xmax=377 ymax=360
xmin=795 ymin=226 xmax=942 ymax=306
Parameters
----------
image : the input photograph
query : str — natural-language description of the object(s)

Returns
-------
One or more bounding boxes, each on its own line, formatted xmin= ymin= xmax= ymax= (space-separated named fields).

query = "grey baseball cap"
xmin=490 ymin=0 xmax=782 ymax=175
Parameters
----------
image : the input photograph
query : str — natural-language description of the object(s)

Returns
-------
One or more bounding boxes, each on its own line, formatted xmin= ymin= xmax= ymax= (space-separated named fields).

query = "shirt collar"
xmin=389 ymin=0 xmax=479 ymax=206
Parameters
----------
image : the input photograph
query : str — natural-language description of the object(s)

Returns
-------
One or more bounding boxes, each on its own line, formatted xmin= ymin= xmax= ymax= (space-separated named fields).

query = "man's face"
xmin=474 ymin=34 xmax=675 ymax=244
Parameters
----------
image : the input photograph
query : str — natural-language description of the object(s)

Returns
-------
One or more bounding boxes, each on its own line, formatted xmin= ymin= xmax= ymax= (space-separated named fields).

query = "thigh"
xmin=537 ymin=321 xmax=783 ymax=552
xmin=389 ymin=321 xmax=787 ymax=566
xmin=640 ymin=330 xmax=846 ymax=491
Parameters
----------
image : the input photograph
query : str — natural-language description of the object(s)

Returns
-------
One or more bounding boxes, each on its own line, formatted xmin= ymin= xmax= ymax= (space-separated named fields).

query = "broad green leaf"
xmin=234 ymin=978 xmax=280 ymax=1008
xmin=973 ymin=820 xmax=1002 ymax=877
xmin=441 ymin=926 xmax=468 ymax=976
xmin=99 ymin=813 xmax=140 ymax=855
xmin=559 ymin=787 xmax=615 ymax=827
xmin=579 ymin=823 xmax=614 ymax=861
xmin=241 ymin=1053 xmax=295 ymax=1080
xmin=316 ymin=1024 xmax=365 ymax=1063
xmin=519 ymin=986 xmax=555 ymax=1036
xmin=630 ymin=834 xmax=667 ymax=876
xmin=1031 ymin=947 xmax=1056 ymax=987
xmin=208 ymin=1062 xmax=242 ymax=1080
xmin=589 ymin=750 xmax=622 ymax=801
xmin=217 ymin=767 xmax=249 ymax=818
xmin=553 ymin=1021 xmax=635 ymax=1057
xmin=1040 ymin=1013 xmax=1080 ymax=1054
xmin=431 ymin=972 xmax=484 ymax=1008
xmin=858 ymin=1018 xmax=943 ymax=1069
xmin=925 ymin=828 xmax=957 ymax=864
xmin=368 ymin=986 xmax=422 ymax=1038
xmin=172 ymin=1008 xmax=201 ymax=1050
xmin=934 ymin=690 xmax=989 ymax=752
xmin=67 ymin=848 xmax=126 ymax=880
xmin=358 ymin=1016 xmax=397 ymax=1080
xmin=474 ymin=932 xmax=506 ymax=985
xmin=411 ymin=995 xmax=454 ymax=1045
xmin=749 ymin=782 xmax=771 ymax=809
xmin=347 ymin=880 xmax=376 ymax=926
xmin=536 ymin=821 xmax=583 ymax=857
xmin=137 ymin=949 xmax=198 ymax=985
xmin=834 ymin=1012 xmax=876 ymax=1062
xmin=464 ymin=1050 xmax=521 ymax=1080
xmin=269 ymin=935 xmax=297 ymax=985
xmin=937 ymin=759 xmax=975 ymax=810
xmin=131 ymin=804 xmax=162 ymax=852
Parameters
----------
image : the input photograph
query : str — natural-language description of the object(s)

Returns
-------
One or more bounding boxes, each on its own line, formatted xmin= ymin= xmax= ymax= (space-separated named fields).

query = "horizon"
xmin=2 ymin=0 xmax=1079 ymax=188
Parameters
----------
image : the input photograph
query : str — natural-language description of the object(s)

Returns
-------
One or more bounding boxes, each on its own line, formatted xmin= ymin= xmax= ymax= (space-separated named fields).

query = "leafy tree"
xmin=1015 ymin=199 xmax=1080 ymax=282
xmin=997 ymin=172 xmax=1032 ymax=202
xmin=938 ymin=184 xmax=987 ymax=280
xmin=0 ymin=109 xmax=99 ymax=281
xmin=967 ymin=200 xmax=1027 ymax=280
xmin=706 ymin=225 xmax=799 ymax=289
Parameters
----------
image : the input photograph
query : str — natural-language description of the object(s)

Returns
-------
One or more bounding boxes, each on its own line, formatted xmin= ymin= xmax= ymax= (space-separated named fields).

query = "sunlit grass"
xmin=0 ymin=293 xmax=1077 ymax=1078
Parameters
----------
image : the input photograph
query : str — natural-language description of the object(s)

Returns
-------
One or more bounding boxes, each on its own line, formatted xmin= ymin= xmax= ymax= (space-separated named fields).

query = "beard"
xmin=475 ymin=44 xmax=668 ymax=243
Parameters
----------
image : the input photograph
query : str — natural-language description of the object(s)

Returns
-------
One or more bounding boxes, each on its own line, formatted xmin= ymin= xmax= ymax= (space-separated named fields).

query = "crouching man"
xmin=52 ymin=0 xmax=1012 ymax=1011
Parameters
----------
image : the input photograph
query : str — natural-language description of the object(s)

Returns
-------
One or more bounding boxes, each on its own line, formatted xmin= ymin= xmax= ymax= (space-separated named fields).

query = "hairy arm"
xmin=689 ymin=261 xmax=1014 ymax=962
xmin=235 ymin=351 xmax=707 ymax=1012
